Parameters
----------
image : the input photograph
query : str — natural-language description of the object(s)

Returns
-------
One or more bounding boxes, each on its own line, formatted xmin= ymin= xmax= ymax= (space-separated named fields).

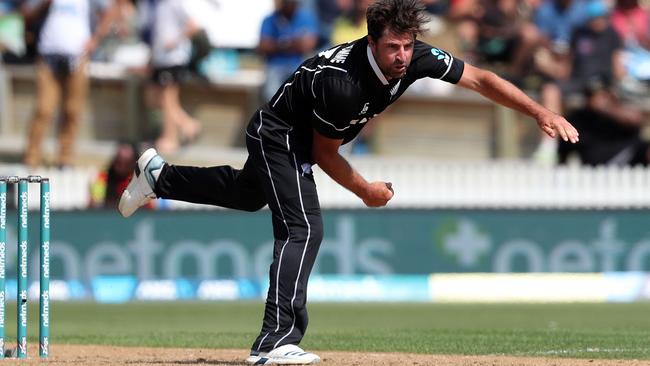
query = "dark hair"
xmin=366 ymin=0 xmax=428 ymax=41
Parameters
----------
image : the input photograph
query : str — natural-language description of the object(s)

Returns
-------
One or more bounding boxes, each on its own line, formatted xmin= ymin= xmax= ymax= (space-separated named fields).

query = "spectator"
xmin=532 ymin=0 xmax=589 ymax=83
xmin=0 ymin=0 xmax=25 ymax=61
xmin=447 ymin=0 xmax=482 ymax=62
xmin=611 ymin=0 xmax=650 ymax=49
xmin=94 ymin=0 xmax=139 ymax=63
xmin=331 ymin=0 xmax=371 ymax=47
xmin=536 ymin=0 xmax=625 ymax=163
xmin=535 ymin=0 xmax=588 ymax=51
xmin=22 ymin=0 xmax=115 ymax=168
xmin=315 ymin=0 xmax=348 ymax=48
xmin=90 ymin=142 xmax=140 ymax=208
xmin=422 ymin=0 xmax=449 ymax=15
xmin=542 ymin=1 xmax=625 ymax=112
xmin=611 ymin=0 xmax=650 ymax=82
xmin=452 ymin=0 xmax=543 ymax=80
xmin=0 ymin=1 xmax=17 ymax=14
xmin=258 ymin=0 xmax=318 ymax=102
xmin=529 ymin=0 xmax=588 ymax=162
xmin=558 ymin=77 xmax=649 ymax=166
xmin=138 ymin=0 xmax=202 ymax=155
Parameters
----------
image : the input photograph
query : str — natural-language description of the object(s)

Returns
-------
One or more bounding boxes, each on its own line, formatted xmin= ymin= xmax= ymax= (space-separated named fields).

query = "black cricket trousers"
xmin=154 ymin=109 xmax=324 ymax=352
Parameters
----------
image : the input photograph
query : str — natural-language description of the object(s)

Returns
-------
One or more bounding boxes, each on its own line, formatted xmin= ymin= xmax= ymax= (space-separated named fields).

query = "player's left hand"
xmin=537 ymin=112 xmax=579 ymax=143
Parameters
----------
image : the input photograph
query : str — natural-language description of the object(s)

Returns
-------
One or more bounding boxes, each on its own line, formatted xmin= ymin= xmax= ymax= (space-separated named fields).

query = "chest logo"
xmin=332 ymin=44 xmax=353 ymax=64
xmin=319 ymin=46 xmax=340 ymax=60
xmin=390 ymin=80 xmax=401 ymax=99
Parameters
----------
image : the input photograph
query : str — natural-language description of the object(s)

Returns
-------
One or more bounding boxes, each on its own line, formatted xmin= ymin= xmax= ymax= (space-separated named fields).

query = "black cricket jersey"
xmin=262 ymin=36 xmax=465 ymax=148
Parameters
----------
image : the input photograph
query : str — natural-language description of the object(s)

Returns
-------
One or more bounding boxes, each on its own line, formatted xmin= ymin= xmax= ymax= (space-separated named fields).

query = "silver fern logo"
xmin=390 ymin=80 xmax=401 ymax=98
xmin=332 ymin=44 xmax=353 ymax=63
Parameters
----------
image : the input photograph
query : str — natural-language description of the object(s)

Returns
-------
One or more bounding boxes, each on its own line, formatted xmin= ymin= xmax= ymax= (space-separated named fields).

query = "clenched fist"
xmin=361 ymin=182 xmax=394 ymax=207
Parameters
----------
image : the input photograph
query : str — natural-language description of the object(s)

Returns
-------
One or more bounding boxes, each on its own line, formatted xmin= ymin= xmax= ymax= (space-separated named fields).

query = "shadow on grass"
xmin=125 ymin=359 xmax=247 ymax=365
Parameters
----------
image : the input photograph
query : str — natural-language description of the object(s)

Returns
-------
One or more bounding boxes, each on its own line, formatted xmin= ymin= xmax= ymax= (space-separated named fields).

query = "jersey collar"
xmin=366 ymin=45 xmax=389 ymax=86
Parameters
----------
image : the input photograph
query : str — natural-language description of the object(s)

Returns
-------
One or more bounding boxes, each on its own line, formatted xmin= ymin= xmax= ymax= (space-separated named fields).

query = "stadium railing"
xmin=3 ymin=160 xmax=649 ymax=210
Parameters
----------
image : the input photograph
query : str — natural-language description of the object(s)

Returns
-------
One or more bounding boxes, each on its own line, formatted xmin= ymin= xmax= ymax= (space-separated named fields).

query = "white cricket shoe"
xmin=246 ymin=345 xmax=320 ymax=365
xmin=118 ymin=148 xmax=165 ymax=218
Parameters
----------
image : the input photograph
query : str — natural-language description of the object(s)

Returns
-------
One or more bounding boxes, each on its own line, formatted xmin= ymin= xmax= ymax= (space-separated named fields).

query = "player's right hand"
xmin=362 ymin=182 xmax=394 ymax=207
xmin=537 ymin=112 xmax=579 ymax=143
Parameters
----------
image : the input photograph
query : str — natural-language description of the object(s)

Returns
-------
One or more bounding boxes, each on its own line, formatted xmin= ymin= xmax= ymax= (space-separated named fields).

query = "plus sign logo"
xmin=442 ymin=219 xmax=491 ymax=268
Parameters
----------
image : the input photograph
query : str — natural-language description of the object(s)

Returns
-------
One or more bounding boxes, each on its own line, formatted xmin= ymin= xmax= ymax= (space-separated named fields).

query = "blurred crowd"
xmin=2 ymin=0 xmax=650 ymax=206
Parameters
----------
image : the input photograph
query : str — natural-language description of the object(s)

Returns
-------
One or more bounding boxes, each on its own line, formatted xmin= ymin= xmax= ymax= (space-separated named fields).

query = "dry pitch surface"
xmin=2 ymin=345 xmax=650 ymax=365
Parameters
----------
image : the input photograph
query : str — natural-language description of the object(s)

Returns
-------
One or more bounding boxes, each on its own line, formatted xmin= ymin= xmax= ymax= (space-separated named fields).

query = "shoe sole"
xmin=247 ymin=356 xmax=321 ymax=365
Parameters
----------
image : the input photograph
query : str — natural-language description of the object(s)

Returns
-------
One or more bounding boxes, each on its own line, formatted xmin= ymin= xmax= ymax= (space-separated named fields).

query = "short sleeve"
xmin=408 ymin=40 xmax=465 ymax=84
xmin=310 ymin=77 xmax=361 ymax=139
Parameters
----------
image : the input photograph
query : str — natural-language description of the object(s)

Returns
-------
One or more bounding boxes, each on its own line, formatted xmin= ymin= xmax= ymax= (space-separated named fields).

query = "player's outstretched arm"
xmin=456 ymin=63 xmax=579 ymax=144
xmin=312 ymin=131 xmax=393 ymax=207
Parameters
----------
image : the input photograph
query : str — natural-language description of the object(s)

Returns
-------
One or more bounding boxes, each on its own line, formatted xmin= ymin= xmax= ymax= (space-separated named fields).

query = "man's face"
xmin=588 ymin=16 xmax=608 ymax=32
xmin=368 ymin=29 xmax=415 ymax=80
xmin=280 ymin=0 xmax=299 ymax=17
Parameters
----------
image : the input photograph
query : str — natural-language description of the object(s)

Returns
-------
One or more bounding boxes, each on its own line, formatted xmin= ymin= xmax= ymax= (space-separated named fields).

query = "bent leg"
xmin=154 ymin=157 xmax=267 ymax=212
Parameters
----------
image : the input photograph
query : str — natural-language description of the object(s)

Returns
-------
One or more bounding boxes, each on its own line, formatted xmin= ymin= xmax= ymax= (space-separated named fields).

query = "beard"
xmin=388 ymin=64 xmax=407 ymax=79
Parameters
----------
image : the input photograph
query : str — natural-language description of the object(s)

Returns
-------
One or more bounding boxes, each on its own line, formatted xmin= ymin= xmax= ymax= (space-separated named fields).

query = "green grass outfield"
xmin=6 ymin=301 xmax=650 ymax=359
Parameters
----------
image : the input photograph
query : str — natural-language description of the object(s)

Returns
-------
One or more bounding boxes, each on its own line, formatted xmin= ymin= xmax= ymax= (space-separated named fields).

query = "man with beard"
xmin=119 ymin=0 xmax=579 ymax=364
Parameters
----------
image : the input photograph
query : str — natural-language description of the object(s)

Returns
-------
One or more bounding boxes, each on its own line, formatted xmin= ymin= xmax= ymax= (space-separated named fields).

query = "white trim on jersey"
xmin=245 ymin=130 xmax=261 ymax=141
xmin=301 ymin=65 xmax=348 ymax=73
xmin=320 ymin=65 xmax=348 ymax=73
xmin=313 ymin=110 xmax=351 ymax=131
xmin=272 ymin=71 xmax=301 ymax=108
xmin=311 ymin=71 xmax=322 ymax=99
xmin=367 ymin=45 xmax=389 ymax=85
xmin=274 ymin=65 xmax=348 ymax=107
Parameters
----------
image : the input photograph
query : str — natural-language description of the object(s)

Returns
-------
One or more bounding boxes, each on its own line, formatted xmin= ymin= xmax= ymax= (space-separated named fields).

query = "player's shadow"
xmin=126 ymin=359 xmax=247 ymax=365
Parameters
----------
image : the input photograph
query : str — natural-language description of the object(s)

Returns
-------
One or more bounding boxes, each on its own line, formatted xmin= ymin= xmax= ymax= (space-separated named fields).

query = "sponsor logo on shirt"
xmin=431 ymin=48 xmax=451 ymax=66
xmin=350 ymin=103 xmax=376 ymax=125
xmin=360 ymin=102 xmax=370 ymax=115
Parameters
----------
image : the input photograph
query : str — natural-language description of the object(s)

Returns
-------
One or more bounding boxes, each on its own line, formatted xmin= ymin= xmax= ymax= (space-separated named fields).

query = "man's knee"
xmin=286 ymin=216 xmax=323 ymax=244
xmin=311 ymin=220 xmax=323 ymax=242
xmin=306 ymin=217 xmax=323 ymax=245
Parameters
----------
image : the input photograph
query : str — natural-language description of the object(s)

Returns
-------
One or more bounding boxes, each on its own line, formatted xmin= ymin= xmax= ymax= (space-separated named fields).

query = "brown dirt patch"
xmin=1 ymin=345 xmax=649 ymax=365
